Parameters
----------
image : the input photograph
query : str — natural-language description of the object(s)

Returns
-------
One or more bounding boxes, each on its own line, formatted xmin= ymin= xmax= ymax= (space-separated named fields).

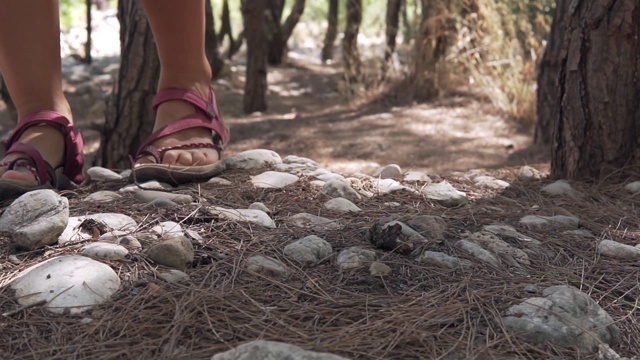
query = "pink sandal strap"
xmin=134 ymin=86 xmax=230 ymax=164
xmin=5 ymin=111 xmax=85 ymax=184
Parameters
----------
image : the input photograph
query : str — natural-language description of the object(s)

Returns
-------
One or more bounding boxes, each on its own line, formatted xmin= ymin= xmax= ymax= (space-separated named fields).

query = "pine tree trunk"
xmin=267 ymin=0 xmax=306 ymax=65
xmin=547 ymin=0 xmax=640 ymax=179
xmin=265 ymin=0 xmax=285 ymax=65
xmin=84 ymin=0 xmax=93 ymax=64
xmin=384 ymin=0 xmax=402 ymax=62
xmin=96 ymin=0 xmax=159 ymax=169
xmin=343 ymin=0 xmax=362 ymax=83
xmin=321 ymin=0 xmax=339 ymax=63
xmin=411 ymin=0 xmax=438 ymax=101
xmin=205 ymin=0 xmax=225 ymax=77
xmin=242 ymin=0 xmax=268 ymax=113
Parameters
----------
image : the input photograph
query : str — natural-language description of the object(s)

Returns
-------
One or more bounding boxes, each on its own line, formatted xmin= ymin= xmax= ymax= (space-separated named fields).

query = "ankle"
xmin=158 ymin=67 xmax=212 ymax=100
xmin=15 ymin=98 xmax=73 ymax=123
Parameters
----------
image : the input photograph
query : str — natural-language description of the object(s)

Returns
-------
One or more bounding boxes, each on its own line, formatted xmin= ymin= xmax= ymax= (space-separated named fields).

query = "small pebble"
xmin=369 ymin=262 xmax=392 ymax=276
xmin=84 ymin=191 xmax=122 ymax=202
xmin=249 ymin=202 xmax=270 ymax=213
xmin=208 ymin=177 xmax=233 ymax=186
xmin=87 ymin=167 xmax=122 ymax=181
xmin=134 ymin=190 xmax=193 ymax=205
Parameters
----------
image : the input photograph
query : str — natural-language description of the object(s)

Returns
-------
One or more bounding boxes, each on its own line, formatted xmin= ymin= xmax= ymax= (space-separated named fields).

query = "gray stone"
xmin=467 ymin=232 xmax=529 ymax=267
xmin=406 ymin=215 xmax=447 ymax=240
xmin=541 ymin=180 xmax=577 ymax=196
xmin=98 ymin=230 xmax=129 ymax=242
xmin=518 ymin=166 xmax=542 ymax=181
xmin=624 ymin=181 xmax=640 ymax=194
xmin=598 ymin=240 xmax=640 ymax=260
xmin=142 ymin=198 xmax=178 ymax=209
xmin=483 ymin=224 xmax=540 ymax=244
xmin=134 ymin=190 xmax=193 ymax=205
xmin=324 ymin=197 xmax=361 ymax=212
xmin=422 ymin=181 xmax=468 ymax=207
xmin=251 ymin=171 xmax=299 ymax=188
xmin=87 ymin=166 xmax=122 ymax=181
xmin=403 ymin=171 xmax=431 ymax=182
xmin=316 ymin=173 xmax=347 ymax=182
xmin=369 ymin=262 xmax=392 ymax=276
xmin=371 ymin=178 xmax=410 ymax=194
xmin=455 ymin=240 xmax=501 ymax=267
xmin=81 ymin=242 xmax=129 ymax=260
xmin=383 ymin=221 xmax=426 ymax=241
xmin=119 ymin=169 xmax=132 ymax=178
xmin=211 ymin=340 xmax=349 ymax=360
xmin=117 ymin=236 xmax=142 ymax=250
xmin=563 ymin=229 xmax=595 ymax=238
xmin=157 ymin=269 xmax=190 ymax=283
xmin=246 ymin=255 xmax=290 ymax=278
xmin=0 ymin=190 xmax=69 ymax=250
xmin=146 ymin=236 xmax=194 ymax=271
xmin=58 ymin=213 xmax=137 ymax=246
xmin=519 ymin=215 xmax=551 ymax=228
xmin=336 ymin=247 xmax=376 ymax=270
xmin=248 ymin=202 xmax=270 ymax=213
xmin=210 ymin=207 xmax=276 ymax=228
xmin=282 ymin=155 xmax=320 ymax=167
xmin=417 ymin=251 xmax=468 ymax=269
xmin=289 ymin=213 xmax=342 ymax=231
xmin=207 ymin=177 xmax=233 ymax=186
xmin=502 ymin=285 xmax=619 ymax=352
xmin=321 ymin=180 xmax=361 ymax=202
xmin=224 ymin=149 xmax=282 ymax=170
xmin=374 ymin=164 xmax=402 ymax=179
xmin=283 ymin=235 xmax=333 ymax=265
xmin=474 ymin=175 xmax=510 ymax=189
xmin=544 ymin=215 xmax=580 ymax=228
xmin=10 ymin=255 xmax=120 ymax=315
xmin=84 ymin=191 xmax=122 ymax=202
xmin=151 ymin=221 xmax=185 ymax=238
xmin=119 ymin=181 xmax=173 ymax=193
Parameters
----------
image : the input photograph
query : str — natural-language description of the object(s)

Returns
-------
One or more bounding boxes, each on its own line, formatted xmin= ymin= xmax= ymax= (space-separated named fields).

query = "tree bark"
xmin=411 ymin=0 xmax=439 ymax=101
xmin=218 ymin=0 xmax=244 ymax=59
xmin=84 ymin=0 xmax=93 ymax=64
xmin=384 ymin=0 xmax=402 ymax=63
xmin=343 ymin=0 xmax=363 ymax=83
xmin=242 ymin=0 xmax=268 ymax=113
xmin=266 ymin=0 xmax=306 ymax=65
xmin=205 ymin=0 xmax=225 ymax=77
xmin=96 ymin=0 xmax=159 ymax=169
xmin=546 ymin=0 xmax=640 ymax=179
xmin=321 ymin=0 xmax=339 ymax=63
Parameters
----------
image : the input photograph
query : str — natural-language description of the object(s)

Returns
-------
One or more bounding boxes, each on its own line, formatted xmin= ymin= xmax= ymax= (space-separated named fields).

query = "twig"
xmin=2 ymin=299 xmax=47 ymax=317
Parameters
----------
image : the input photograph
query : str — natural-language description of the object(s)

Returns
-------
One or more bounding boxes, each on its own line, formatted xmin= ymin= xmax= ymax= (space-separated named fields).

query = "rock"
xmin=597 ymin=240 xmax=640 ymax=260
xmin=371 ymin=178 xmax=409 ymax=194
xmin=87 ymin=166 xmax=122 ymax=181
xmin=211 ymin=340 xmax=349 ymax=360
xmin=310 ymin=180 xmax=326 ymax=187
xmin=224 ymin=149 xmax=282 ymax=170
xmin=519 ymin=215 xmax=579 ymax=229
xmin=146 ymin=236 xmax=194 ymax=271
xmin=483 ymin=224 xmax=540 ymax=244
xmin=59 ymin=213 xmax=137 ymax=245
xmin=369 ymin=262 xmax=392 ymax=276
xmin=474 ymin=175 xmax=510 ymax=189
xmin=210 ymin=207 xmax=276 ymax=228
xmin=80 ymin=242 xmax=129 ymax=260
xmin=403 ymin=171 xmax=431 ymax=182
xmin=207 ymin=177 xmax=233 ymax=186
xmin=563 ymin=229 xmax=595 ymax=238
xmin=373 ymin=164 xmax=402 ymax=179
xmin=0 ymin=190 xmax=69 ymax=250
xmin=98 ymin=230 xmax=129 ymax=242
xmin=316 ymin=173 xmax=346 ymax=182
xmin=519 ymin=215 xmax=551 ymax=228
xmin=422 ymin=181 xmax=468 ymax=207
xmin=545 ymin=215 xmax=580 ymax=228
xmin=518 ymin=166 xmax=542 ymax=181
xmin=541 ymin=180 xmax=577 ymax=196
xmin=624 ymin=181 xmax=640 ymax=194
xmin=151 ymin=221 xmax=185 ymax=238
xmin=289 ymin=213 xmax=342 ymax=231
xmin=455 ymin=240 xmax=501 ymax=267
xmin=406 ymin=215 xmax=447 ymax=240
xmin=251 ymin=171 xmax=299 ymax=188
xmin=502 ymin=285 xmax=619 ymax=352
xmin=84 ymin=191 xmax=122 ymax=202
xmin=383 ymin=221 xmax=425 ymax=241
xmin=134 ymin=190 xmax=193 ymax=205
xmin=119 ymin=181 xmax=173 ymax=193
xmin=274 ymin=163 xmax=311 ymax=174
xmin=10 ymin=255 xmax=120 ymax=315
xmin=336 ymin=247 xmax=376 ymax=270
xmin=117 ymin=236 xmax=142 ymax=249
xmin=282 ymin=155 xmax=320 ymax=167
xmin=157 ymin=269 xmax=190 ymax=283
xmin=467 ymin=232 xmax=529 ymax=267
xmin=417 ymin=251 xmax=468 ymax=269
xmin=142 ymin=198 xmax=178 ymax=209
xmin=246 ymin=255 xmax=289 ymax=278
xmin=324 ymin=197 xmax=361 ymax=212
xmin=119 ymin=169 xmax=132 ymax=178
xmin=283 ymin=235 xmax=333 ymax=265
xmin=7 ymin=255 xmax=22 ymax=265
xmin=248 ymin=202 xmax=270 ymax=213
xmin=321 ymin=180 xmax=361 ymax=202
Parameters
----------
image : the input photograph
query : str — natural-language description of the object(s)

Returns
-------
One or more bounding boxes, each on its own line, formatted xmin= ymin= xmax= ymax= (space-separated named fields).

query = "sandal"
xmin=0 ymin=110 xmax=85 ymax=201
xmin=130 ymin=86 xmax=230 ymax=186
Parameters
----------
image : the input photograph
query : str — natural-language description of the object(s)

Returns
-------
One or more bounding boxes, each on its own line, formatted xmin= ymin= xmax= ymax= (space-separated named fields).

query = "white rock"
xmin=373 ymin=164 xmax=402 ymax=179
xmin=157 ymin=269 xmax=190 ymax=283
xmin=248 ymin=202 xmax=270 ymax=213
xmin=542 ymin=180 xmax=576 ymax=196
xmin=117 ymin=236 xmax=143 ymax=249
xmin=404 ymin=171 xmax=431 ymax=182
xmin=337 ymin=247 xmax=376 ymax=270
xmin=474 ymin=175 xmax=510 ymax=189
xmin=322 ymin=180 xmax=361 ymax=202
xmin=543 ymin=215 xmax=579 ymax=228
xmin=224 ymin=149 xmax=282 ymax=170
xmin=379 ymin=112 xmax=394 ymax=119
xmin=624 ymin=181 xmax=640 ymax=194
xmin=468 ymin=232 xmax=529 ymax=267
xmin=151 ymin=221 xmax=185 ymax=238
xmin=59 ymin=213 xmax=137 ymax=245
xmin=211 ymin=207 xmax=276 ymax=228
xmin=87 ymin=166 xmax=122 ymax=181
xmin=282 ymin=155 xmax=320 ymax=167
xmin=134 ymin=190 xmax=193 ymax=205
xmin=0 ymin=190 xmax=69 ymax=250
xmin=283 ymin=235 xmax=333 ymax=265
xmin=250 ymin=171 xmax=299 ymax=188
xmin=119 ymin=169 xmax=132 ymax=178
xmin=417 ymin=251 xmax=468 ymax=269
xmin=518 ymin=166 xmax=542 ymax=181
xmin=598 ymin=240 xmax=640 ymax=260
xmin=519 ymin=215 xmax=550 ymax=228
xmin=289 ymin=213 xmax=342 ymax=231
xmin=310 ymin=180 xmax=326 ymax=187
xmin=81 ymin=242 xmax=129 ymax=260
xmin=211 ymin=340 xmax=348 ymax=360
xmin=10 ymin=255 xmax=120 ymax=315
xmin=385 ymin=202 xmax=401 ymax=207
xmin=142 ymin=198 xmax=179 ymax=209
xmin=369 ymin=262 xmax=392 ymax=276
xmin=98 ymin=230 xmax=130 ymax=242
xmin=84 ymin=191 xmax=122 ymax=202
xmin=207 ymin=177 xmax=233 ymax=186
xmin=246 ymin=255 xmax=289 ymax=278
xmin=146 ymin=236 xmax=194 ymax=271
xmin=372 ymin=178 xmax=410 ymax=194
xmin=422 ymin=181 xmax=468 ymax=207
xmin=324 ymin=198 xmax=361 ymax=212
xmin=456 ymin=240 xmax=501 ymax=267
xmin=316 ymin=173 xmax=346 ymax=182
xmin=119 ymin=181 xmax=172 ymax=193
xmin=483 ymin=224 xmax=539 ymax=244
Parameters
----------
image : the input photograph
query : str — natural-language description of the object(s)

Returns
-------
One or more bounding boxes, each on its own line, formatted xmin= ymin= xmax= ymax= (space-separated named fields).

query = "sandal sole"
xmin=129 ymin=161 xmax=226 ymax=186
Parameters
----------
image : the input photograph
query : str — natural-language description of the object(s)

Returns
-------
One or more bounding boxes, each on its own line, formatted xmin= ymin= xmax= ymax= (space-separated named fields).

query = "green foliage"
xmin=59 ymin=0 xmax=87 ymax=28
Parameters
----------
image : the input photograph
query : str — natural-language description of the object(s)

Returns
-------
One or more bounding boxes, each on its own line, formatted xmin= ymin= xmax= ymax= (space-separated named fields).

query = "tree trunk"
xmin=321 ymin=0 xmax=339 ymax=63
xmin=343 ymin=0 xmax=363 ymax=83
xmin=84 ymin=0 xmax=93 ymax=64
xmin=384 ymin=0 xmax=402 ymax=63
xmin=534 ymin=0 xmax=570 ymax=147
xmin=411 ymin=0 xmax=439 ymax=101
xmin=242 ymin=0 xmax=268 ymax=114
xmin=205 ymin=0 xmax=225 ymax=77
xmin=546 ymin=1 xmax=640 ymax=179
xmin=266 ymin=0 xmax=306 ymax=65
xmin=96 ymin=0 xmax=159 ymax=169
xmin=219 ymin=0 xmax=243 ymax=59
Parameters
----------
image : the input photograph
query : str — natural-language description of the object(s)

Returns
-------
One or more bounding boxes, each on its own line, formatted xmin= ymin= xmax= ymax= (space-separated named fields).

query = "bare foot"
xmin=0 ymin=124 xmax=65 ymax=182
